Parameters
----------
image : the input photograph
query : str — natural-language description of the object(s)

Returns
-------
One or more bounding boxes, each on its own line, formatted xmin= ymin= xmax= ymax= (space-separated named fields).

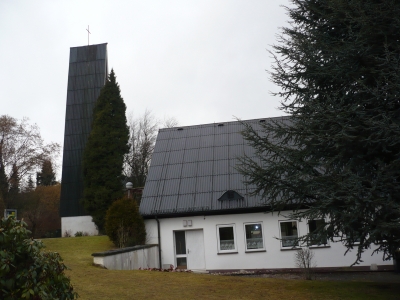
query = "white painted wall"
xmin=144 ymin=212 xmax=393 ymax=271
xmin=61 ymin=216 xmax=98 ymax=236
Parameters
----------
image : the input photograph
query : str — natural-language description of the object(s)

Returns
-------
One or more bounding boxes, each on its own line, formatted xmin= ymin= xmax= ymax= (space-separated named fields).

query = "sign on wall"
xmin=4 ymin=209 xmax=17 ymax=219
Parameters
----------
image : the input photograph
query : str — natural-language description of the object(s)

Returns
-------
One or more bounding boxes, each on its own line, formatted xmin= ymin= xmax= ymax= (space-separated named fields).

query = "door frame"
xmin=174 ymin=229 xmax=206 ymax=270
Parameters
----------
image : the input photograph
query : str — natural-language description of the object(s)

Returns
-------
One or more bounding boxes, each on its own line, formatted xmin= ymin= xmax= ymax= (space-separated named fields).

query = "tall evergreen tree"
xmin=9 ymin=163 xmax=20 ymax=194
xmin=82 ymin=69 xmax=129 ymax=232
xmin=0 ymin=150 xmax=8 ymax=208
xmin=239 ymin=0 xmax=400 ymax=264
xmin=36 ymin=159 xmax=56 ymax=186
xmin=8 ymin=163 xmax=20 ymax=207
xmin=26 ymin=175 xmax=35 ymax=192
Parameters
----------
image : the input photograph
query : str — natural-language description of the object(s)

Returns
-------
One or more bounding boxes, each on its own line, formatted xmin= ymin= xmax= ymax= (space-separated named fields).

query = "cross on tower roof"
xmin=86 ymin=25 xmax=91 ymax=45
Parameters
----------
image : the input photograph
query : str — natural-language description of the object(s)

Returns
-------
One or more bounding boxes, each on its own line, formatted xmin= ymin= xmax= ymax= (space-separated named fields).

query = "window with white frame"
xmin=345 ymin=223 xmax=362 ymax=245
xmin=217 ymin=224 xmax=237 ymax=253
xmin=244 ymin=222 xmax=265 ymax=251
xmin=308 ymin=219 xmax=328 ymax=246
xmin=279 ymin=221 xmax=299 ymax=248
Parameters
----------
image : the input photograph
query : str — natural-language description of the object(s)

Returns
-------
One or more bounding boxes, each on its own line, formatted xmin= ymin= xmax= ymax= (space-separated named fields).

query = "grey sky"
xmin=0 ymin=0 xmax=289 ymax=178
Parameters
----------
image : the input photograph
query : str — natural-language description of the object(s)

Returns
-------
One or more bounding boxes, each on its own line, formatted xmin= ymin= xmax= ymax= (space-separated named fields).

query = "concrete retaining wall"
xmin=92 ymin=244 xmax=159 ymax=270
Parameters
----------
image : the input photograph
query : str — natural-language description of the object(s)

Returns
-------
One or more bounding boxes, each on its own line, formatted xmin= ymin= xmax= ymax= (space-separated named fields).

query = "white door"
xmin=186 ymin=229 xmax=206 ymax=270
xmin=174 ymin=230 xmax=206 ymax=270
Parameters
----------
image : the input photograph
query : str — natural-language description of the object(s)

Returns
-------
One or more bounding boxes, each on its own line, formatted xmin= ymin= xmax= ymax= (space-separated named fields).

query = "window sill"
xmin=245 ymin=249 xmax=266 ymax=253
xmin=309 ymin=245 xmax=330 ymax=249
xmin=217 ymin=251 xmax=238 ymax=255
xmin=280 ymin=247 xmax=300 ymax=251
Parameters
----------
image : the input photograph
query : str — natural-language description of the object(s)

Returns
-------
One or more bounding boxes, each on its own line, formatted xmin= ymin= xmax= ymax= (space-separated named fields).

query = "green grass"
xmin=43 ymin=236 xmax=400 ymax=300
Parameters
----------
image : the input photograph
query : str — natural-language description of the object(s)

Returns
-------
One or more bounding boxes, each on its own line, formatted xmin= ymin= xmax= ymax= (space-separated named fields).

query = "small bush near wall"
xmin=105 ymin=196 xmax=146 ymax=248
xmin=0 ymin=217 xmax=77 ymax=299
xmin=295 ymin=248 xmax=317 ymax=280
xmin=74 ymin=231 xmax=89 ymax=237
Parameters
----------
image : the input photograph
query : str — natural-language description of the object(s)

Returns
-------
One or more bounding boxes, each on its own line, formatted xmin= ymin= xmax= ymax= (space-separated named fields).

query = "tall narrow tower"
xmin=60 ymin=43 xmax=108 ymax=235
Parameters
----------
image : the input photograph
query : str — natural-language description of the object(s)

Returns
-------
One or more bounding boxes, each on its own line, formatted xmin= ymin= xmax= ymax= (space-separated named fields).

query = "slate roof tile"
xmin=139 ymin=117 xmax=289 ymax=216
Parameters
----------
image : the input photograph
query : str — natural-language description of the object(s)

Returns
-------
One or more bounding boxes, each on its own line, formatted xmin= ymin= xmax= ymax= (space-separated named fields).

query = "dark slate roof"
xmin=60 ymin=43 xmax=108 ymax=217
xmin=139 ymin=116 xmax=289 ymax=217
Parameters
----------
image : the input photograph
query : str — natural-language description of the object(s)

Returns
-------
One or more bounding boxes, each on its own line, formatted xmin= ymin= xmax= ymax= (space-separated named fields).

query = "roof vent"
xmin=218 ymin=190 xmax=244 ymax=201
xmin=217 ymin=123 xmax=224 ymax=127
xmin=177 ymin=128 xmax=183 ymax=131
xmin=259 ymin=119 xmax=265 ymax=123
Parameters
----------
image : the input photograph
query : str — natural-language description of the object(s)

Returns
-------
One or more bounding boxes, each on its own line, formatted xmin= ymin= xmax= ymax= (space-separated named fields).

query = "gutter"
xmin=155 ymin=216 xmax=162 ymax=269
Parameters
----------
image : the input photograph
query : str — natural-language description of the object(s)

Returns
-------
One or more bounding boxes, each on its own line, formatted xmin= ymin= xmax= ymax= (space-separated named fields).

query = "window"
xmin=279 ymin=221 xmax=299 ymax=248
xmin=174 ymin=231 xmax=187 ymax=269
xmin=244 ymin=223 xmax=265 ymax=251
xmin=217 ymin=224 xmax=237 ymax=253
xmin=308 ymin=219 xmax=328 ymax=246
xmin=346 ymin=230 xmax=361 ymax=245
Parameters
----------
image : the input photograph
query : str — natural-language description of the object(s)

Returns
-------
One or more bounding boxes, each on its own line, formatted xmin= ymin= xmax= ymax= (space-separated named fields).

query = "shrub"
xmin=294 ymin=247 xmax=317 ymax=280
xmin=0 ymin=216 xmax=77 ymax=299
xmin=105 ymin=196 xmax=146 ymax=248
xmin=64 ymin=230 xmax=72 ymax=237
xmin=74 ymin=231 xmax=89 ymax=237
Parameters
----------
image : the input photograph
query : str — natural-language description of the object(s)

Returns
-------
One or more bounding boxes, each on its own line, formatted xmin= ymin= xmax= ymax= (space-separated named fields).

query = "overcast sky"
xmin=0 ymin=0 xmax=289 ymax=178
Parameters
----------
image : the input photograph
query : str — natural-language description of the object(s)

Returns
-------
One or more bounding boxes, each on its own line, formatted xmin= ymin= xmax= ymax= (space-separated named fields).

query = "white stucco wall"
xmin=144 ymin=212 xmax=393 ymax=271
xmin=61 ymin=216 xmax=98 ymax=236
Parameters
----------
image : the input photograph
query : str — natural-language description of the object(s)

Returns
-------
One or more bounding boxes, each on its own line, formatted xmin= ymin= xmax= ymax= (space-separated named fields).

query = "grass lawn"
xmin=43 ymin=236 xmax=399 ymax=300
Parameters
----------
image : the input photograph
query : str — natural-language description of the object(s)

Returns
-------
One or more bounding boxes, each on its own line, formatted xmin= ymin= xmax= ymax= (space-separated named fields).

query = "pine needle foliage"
xmin=0 ymin=157 xmax=8 ymax=207
xmin=238 ymin=0 xmax=400 ymax=264
xmin=36 ymin=160 xmax=56 ymax=186
xmin=82 ymin=69 xmax=129 ymax=232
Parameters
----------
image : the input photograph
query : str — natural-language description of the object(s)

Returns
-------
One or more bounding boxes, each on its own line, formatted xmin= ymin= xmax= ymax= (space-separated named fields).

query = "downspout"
xmin=155 ymin=216 xmax=162 ymax=269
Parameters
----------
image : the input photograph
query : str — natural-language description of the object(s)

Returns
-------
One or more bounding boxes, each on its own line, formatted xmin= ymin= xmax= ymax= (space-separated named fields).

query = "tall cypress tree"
xmin=0 ymin=144 xmax=8 ymax=206
xmin=36 ymin=160 xmax=56 ymax=186
xmin=239 ymin=0 xmax=400 ymax=264
xmin=26 ymin=175 xmax=35 ymax=192
xmin=82 ymin=69 xmax=129 ymax=232
xmin=9 ymin=164 xmax=20 ymax=193
xmin=8 ymin=163 xmax=20 ymax=207
xmin=7 ymin=163 xmax=21 ymax=208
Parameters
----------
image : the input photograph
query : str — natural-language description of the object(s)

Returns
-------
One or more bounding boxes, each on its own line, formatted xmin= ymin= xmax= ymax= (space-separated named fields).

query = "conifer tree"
xmin=0 ymin=150 xmax=8 ymax=208
xmin=8 ymin=163 xmax=20 ymax=207
xmin=36 ymin=159 xmax=56 ymax=186
xmin=239 ymin=0 xmax=400 ymax=264
xmin=82 ymin=69 xmax=129 ymax=232
xmin=26 ymin=175 xmax=35 ymax=192
xmin=9 ymin=164 xmax=20 ymax=194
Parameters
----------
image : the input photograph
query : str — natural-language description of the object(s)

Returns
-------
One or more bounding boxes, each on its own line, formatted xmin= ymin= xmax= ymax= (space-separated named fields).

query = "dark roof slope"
xmin=139 ymin=117 xmax=289 ymax=218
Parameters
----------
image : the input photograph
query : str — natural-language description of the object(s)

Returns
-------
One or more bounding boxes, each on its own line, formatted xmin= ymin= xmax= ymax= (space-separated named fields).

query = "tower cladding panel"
xmin=60 ymin=43 xmax=108 ymax=217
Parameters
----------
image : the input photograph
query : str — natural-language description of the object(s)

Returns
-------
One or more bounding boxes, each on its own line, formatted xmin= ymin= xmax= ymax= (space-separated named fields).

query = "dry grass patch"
xmin=43 ymin=236 xmax=400 ymax=300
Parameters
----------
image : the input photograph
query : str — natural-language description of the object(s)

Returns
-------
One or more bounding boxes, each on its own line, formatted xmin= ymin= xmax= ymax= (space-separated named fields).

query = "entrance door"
xmin=186 ymin=230 xmax=206 ymax=270
xmin=174 ymin=230 xmax=206 ymax=270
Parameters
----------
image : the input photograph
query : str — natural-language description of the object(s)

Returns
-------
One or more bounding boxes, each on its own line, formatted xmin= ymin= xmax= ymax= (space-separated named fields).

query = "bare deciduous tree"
xmin=124 ymin=110 xmax=178 ymax=188
xmin=0 ymin=115 xmax=60 ymax=207
xmin=124 ymin=110 xmax=158 ymax=188
xmin=294 ymin=247 xmax=317 ymax=280
xmin=162 ymin=116 xmax=179 ymax=129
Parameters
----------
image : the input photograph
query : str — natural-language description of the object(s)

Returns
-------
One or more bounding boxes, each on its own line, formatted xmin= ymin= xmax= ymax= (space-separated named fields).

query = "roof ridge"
xmin=159 ymin=115 xmax=289 ymax=132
